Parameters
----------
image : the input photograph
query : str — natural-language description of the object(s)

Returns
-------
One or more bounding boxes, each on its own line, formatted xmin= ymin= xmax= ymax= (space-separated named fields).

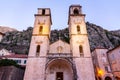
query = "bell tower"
xmin=24 ymin=8 xmax=52 ymax=80
xmin=68 ymin=5 xmax=95 ymax=80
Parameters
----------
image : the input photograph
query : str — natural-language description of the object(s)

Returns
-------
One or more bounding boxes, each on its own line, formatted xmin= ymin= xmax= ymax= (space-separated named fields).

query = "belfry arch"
xmin=45 ymin=58 xmax=77 ymax=80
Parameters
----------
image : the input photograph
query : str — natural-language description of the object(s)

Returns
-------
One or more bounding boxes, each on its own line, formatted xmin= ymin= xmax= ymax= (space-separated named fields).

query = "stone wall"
xmin=0 ymin=66 xmax=24 ymax=80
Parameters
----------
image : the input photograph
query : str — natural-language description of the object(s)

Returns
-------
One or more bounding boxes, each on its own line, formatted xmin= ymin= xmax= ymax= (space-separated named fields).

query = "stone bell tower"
xmin=24 ymin=8 xmax=52 ymax=80
xmin=68 ymin=5 xmax=95 ymax=80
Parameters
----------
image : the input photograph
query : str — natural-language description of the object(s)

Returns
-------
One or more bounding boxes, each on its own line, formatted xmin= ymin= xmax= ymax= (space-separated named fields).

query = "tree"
xmin=0 ymin=59 xmax=19 ymax=67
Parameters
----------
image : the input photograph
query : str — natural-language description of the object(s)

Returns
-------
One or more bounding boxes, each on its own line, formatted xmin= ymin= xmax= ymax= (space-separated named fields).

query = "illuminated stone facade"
xmin=107 ymin=46 xmax=120 ymax=79
xmin=92 ymin=48 xmax=114 ymax=80
xmin=24 ymin=5 xmax=95 ymax=80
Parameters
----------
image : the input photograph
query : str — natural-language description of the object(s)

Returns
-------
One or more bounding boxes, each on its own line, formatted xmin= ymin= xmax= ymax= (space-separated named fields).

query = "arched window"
xmin=105 ymin=66 xmax=109 ymax=72
xmin=73 ymin=8 xmax=79 ymax=15
xmin=39 ymin=26 xmax=43 ymax=34
xmin=36 ymin=45 xmax=40 ymax=56
xmin=42 ymin=9 xmax=45 ymax=15
xmin=79 ymin=45 xmax=83 ymax=53
xmin=77 ymin=25 xmax=80 ymax=33
xmin=79 ymin=45 xmax=84 ymax=57
xmin=105 ymin=76 xmax=112 ymax=80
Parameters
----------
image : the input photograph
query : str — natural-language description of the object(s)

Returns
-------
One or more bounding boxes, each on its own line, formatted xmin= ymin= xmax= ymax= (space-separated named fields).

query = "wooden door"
xmin=56 ymin=72 xmax=63 ymax=80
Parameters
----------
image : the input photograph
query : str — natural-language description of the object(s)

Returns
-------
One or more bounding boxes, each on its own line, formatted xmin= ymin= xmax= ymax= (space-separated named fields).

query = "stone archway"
xmin=105 ymin=76 xmax=112 ymax=80
xmin=45 ymin=59 xmax=73 ymax=80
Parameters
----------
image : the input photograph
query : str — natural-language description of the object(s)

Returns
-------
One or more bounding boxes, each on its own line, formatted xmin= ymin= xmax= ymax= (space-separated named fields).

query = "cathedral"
xmin=24 ymin=5 xmax=95 ymax=80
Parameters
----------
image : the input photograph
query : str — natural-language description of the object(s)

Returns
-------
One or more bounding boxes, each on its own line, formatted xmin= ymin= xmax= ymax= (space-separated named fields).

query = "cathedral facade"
xmin=24 ymin=5 xmax=95 ymax=80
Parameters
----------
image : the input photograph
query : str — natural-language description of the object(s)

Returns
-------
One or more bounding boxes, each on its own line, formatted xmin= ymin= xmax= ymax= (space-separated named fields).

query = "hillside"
xmin=0 ymin=22 xmax=120 ymax=54
xmin=0 ymin=26 xmax=17 ymax=33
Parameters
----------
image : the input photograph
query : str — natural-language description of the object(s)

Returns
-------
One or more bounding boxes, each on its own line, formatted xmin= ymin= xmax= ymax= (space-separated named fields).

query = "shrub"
xmin=0 ymin=59 xmax=20 ymax=67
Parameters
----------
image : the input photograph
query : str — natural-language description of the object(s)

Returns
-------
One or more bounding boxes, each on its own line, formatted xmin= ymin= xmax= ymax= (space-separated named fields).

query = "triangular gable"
xmin=49 ymin=40 xmax=70 ymax=53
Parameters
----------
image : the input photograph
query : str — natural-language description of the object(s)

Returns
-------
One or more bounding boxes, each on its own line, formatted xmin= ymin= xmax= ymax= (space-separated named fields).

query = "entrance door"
xmin=56 ymin=72 xmax=63 ymax=80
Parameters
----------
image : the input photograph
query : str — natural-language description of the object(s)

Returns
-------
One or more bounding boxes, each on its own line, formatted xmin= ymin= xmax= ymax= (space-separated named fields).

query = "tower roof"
xmin=70 ymin=4 xmax=82 ymax=8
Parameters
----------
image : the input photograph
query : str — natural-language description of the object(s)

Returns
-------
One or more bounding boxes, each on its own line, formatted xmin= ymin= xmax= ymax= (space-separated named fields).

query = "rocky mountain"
xmin=0 ymin=26 xmax=17 ymax=33
xmin=0 ymin=27 xmax=32 ymax=54
xmin=86 ymin=22 xmax=120 ymax=50
xmin=0 ymin=22 xmax=120 ymax=54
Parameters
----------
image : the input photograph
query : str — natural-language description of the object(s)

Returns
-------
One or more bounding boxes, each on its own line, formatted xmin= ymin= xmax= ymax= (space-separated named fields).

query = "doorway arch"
xmin=105 ymin=76 xmax=112 ymax=80
xmin=45 ymin=59 xmax=74 ymax=80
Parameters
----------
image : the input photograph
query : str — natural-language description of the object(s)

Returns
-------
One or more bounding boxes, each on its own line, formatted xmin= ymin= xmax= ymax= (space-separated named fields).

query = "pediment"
xmin=49 ymin=40 xmax=70 ymax=53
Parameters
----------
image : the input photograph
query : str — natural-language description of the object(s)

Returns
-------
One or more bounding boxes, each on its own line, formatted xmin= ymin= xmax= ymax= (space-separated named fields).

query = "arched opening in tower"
xmin=73 ymin=8 xmax=79 ymax=15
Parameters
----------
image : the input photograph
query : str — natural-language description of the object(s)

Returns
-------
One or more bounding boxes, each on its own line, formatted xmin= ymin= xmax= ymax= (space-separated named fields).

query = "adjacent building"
xmin=3 ymin=54 xmax=27 ymax=67
xmin=0 ymin=48 xmax=27 ymax=67
xmin=92 ymin=48 xmax=114 ymax=80
xmin=107 ymin=46 xmax=120 ymax=79
xmin=0 ymin=48 xmax=12 ymax=56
